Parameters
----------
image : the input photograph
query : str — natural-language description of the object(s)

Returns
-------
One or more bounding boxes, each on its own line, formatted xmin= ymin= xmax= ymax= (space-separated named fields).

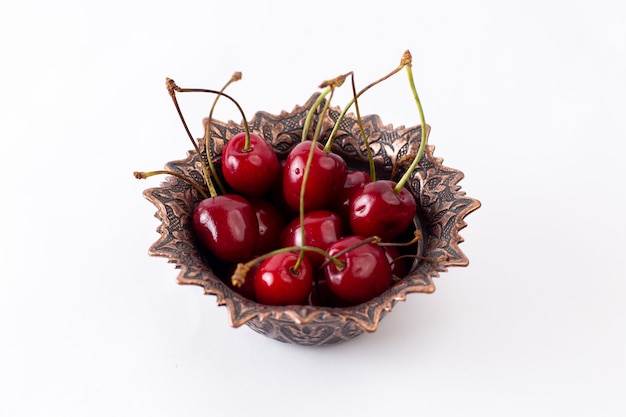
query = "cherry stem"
xmin=393 ymin=57 xmax=429 ymax=194
xmin=391 ymin=253 xmax=449 ymax=265
xmin=133 ymin=170 xmax=209 ymax=200
xmin=204 ymin=72 xmax=242 ymax=195
xmin=171 ymin=83 xmax=252 ymax=149
xmin=377 ymin=229 xmax=422 ymax=247
xmin=166 ymin=78 xmax=254 ymax=178
xmin=317 ymin=236 xmax=382 ymax=271
xmin=324 ymin=50 xmax=411 ymax=153
xmin=349 ymin=72 xmax=376 ymax=181
xmin=294 ymin=88 xmax=331 ymax=271
xmin=301 ymin=87 xmax=332 ymax=143
xmin=301 ymin=73 xmax=349 ymax=144
xmin=166 ymin=78 xmax=215 ymax=197
xmin=231 ymin=245 xmax=344 ymax=288
xmin=293 ymin=73 xmax=348 ymax=272
xmin=312 ymin=88 xmax=334 ymax=144
xmin=166 ymin=78 xmax=219 ymax=197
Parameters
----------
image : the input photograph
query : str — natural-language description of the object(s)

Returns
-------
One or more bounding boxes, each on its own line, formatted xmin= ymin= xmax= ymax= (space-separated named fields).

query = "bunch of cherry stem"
xmin=289 ymin=65 xmax=396 ymax=274
xmin=292 ymin=72 xmax=347 ymax=272
xmin=232 ymin=58 xmax=429 ymax=285
xmin=325 ymin=50 xmax=428 ymax=192
xmin=287 ymin=49 xmax=428 ymax=274
xmin=135 ymin=49 xmax=431 ymax=293
xmin=202 ymin=72 xmax=243 ymax=195
xmin=165 ymin=76 xmax=255 ymax=198
xmin=135 ymin=76 xmax=251 ymax=200
xmin=134 ymin=74 xmax=346 ymax=285
xmin=135 ymin=74 xmax=266 ymax=202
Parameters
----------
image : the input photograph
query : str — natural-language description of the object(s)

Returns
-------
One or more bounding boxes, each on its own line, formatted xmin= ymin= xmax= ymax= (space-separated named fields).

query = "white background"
xmin=1 ymin=0 xmax=625 ymax=416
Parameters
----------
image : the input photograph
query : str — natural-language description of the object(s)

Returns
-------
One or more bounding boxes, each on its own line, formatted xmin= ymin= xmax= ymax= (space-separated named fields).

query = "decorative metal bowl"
xmin=142 ymin=93 xmax=481 ymax=346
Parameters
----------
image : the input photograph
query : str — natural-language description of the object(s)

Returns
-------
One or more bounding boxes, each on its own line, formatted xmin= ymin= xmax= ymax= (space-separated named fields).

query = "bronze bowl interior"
xmin=142 ymin=93 xmax=481 ymax=346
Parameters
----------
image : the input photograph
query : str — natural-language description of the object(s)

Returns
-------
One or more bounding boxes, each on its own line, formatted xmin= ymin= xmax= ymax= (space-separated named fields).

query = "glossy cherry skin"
xmin=221 ymin=132 xmax=280 ymax=197
xmin=224 ymin=263 xmax=259 ymax=302
xmin=269 ymin=160 xmax=299 ymax=220
xmin=282 ymin=141 xmax=348 ymax=213
xmin=254 ymin=252 xmax=313 ymax=306
xmin=307 ymin=274 xmax=351 ymax=308
xmin=192 ymin=194 xmax=258 ymax=263
xmin=333 ymin=170 xmax=371 ymax=226
xmin=249 ymin=198 xmax=286 ymax=256
xmin=279 ymin=210 xmax=343 ymax=268
xmin=383 ymin=245 xmax=409 ymax=280
xmin=323 ymin=236 xmax=392 ymax=305
xmin=349 ymin=180 xmax=417 ymax=241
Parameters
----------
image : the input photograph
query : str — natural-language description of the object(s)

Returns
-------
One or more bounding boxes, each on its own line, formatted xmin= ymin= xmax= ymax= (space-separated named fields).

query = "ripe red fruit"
xmin=279 ymin=210 xmax=343 ymax=268
xmin=308 ymin=274 xmax=351 ymax=307
xmin=269 ymin=160 xmax=299 ymax=220
xmin=334 ymin=170 xmax=371 ymax=225
xmin=192 ymin=194 xmax=258 ymax=263
xmin=254 ymin=252 xmax=313 ymax=306
xmin=249 ymin=198 xmax=286 ymax=256
xmin=323 ymin=236 xmax=392 ymax=304
xmin=382 ymin=245 xmax=409 ymax=279
xmin=225 ymin=263 xmax=259 ymax=301
xmin=221 ymin=132 xmax=280 ymax=197
xmin=349 ymin=180 xmax=417 ymax=241
xmin=282 ymin=141 xmax=347 ymax=212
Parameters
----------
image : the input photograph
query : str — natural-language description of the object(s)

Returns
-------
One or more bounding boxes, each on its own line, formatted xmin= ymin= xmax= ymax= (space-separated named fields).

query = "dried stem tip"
xmin=401 ymin=50 xmax=412 ymax=66
xmin=165 ymin=77 xmax=179 ymax=95
xmin=318 ymin=72 xmax=351 ymax=89
xmin=231 ymin=263 xmax=251 ymax=288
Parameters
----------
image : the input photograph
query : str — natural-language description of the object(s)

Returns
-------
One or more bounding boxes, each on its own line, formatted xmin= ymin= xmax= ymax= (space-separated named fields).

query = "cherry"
xmin=269 ymin=160 xmax=299 ymax=220
xmin=282 ymin=141 xmax=347 ymax=213
xmin=333 ymin=170 xmax=371 ymax=226
xmin=348 ymin=50 xmax=429 ymax=242
xmin=225 ymin=262 xmax=259 ymax=301
xmin=279 ymin=210 xmax=343 ymax=269
xmin=254 ymin=252 xmax=313 ymax=306
xmin=249 ymin=197 xmax=286 ymax=256
xmin=134 ymin=172 xmax=260 ymax=265
xmin=221 ymin=132 xmax=280 ymax=197
xmin=307 ymin=274 xmax=350 ymax=308
xmin=160 ymin=79 xmax=272 ymax=264
xmin=192 ymin=194 xmax=259 ymax=263
xmin=382 ymin=245 xmax=409 ymax=280
xmin=323 ymin=236 xmax=392 ymax=305
xmin=280 ymin=73 xmax=350 ymax=214
xmin=349 ymin=180 xmax=417 ymax=241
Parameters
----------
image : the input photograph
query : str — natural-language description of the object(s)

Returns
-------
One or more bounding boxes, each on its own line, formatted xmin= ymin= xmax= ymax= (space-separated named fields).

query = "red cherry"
xmin=282 ymin=141 xmax=347 ymax=212
xmin=307 ymin=274 xmax=351 ymax=307
xmin=383 ymin=245 xmax=409 ymax=279
xmin=249 ymin=198 xmax=286 ymax=255
xmin=254 ymin=252 xmax=313 ymax=306
xmin=279 ymin=210 xmax=343 ymax=268
xmin=269 ymin=160 xmax=299 ymax=220
xmin=349 ymin=180 xmax=417 ymax=241
xmin=334 ymin=170 xmax=371 ymax=225
xmin=224 ymin=263 xmax=258 ymax=301
xmin=323 ymin=236 xmax=392 ymax=304
xmin=192 ymin=194 xmax=258 ymax=263
xmin=221 ymin=132 xmax=280 ymax=197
